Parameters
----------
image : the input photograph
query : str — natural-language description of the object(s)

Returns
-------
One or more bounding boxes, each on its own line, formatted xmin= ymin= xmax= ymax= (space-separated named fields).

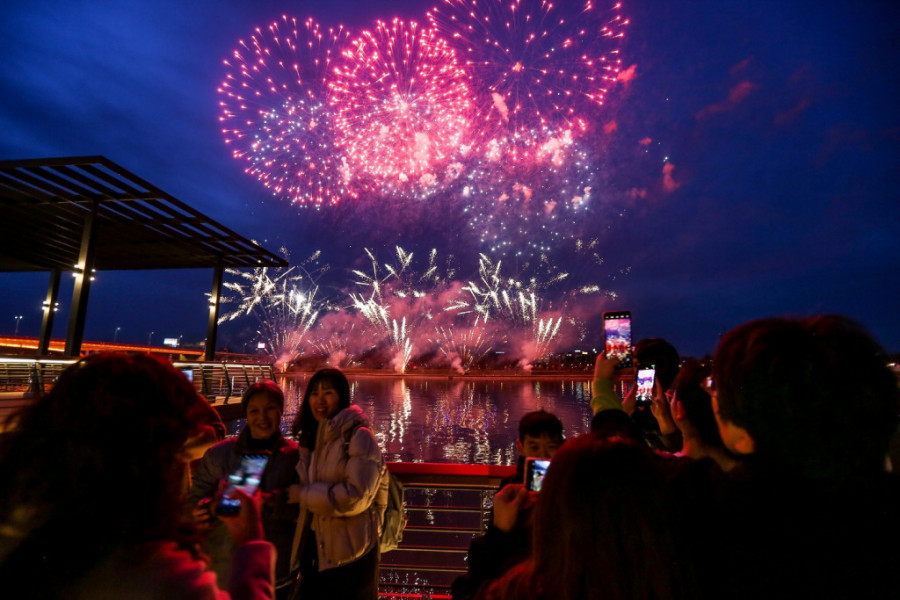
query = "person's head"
xmin=635 ymin=338 xmax=680 ymax=391
xmin=240 ymin=380 xmax=284 ymax=440
xmin=712 ymin=315 xmax=899 ymax=480
xmin=516 ymin=410 xmax=564 ymax=459
xmin=0 ymin=353 xmax=212 ymax=591
xmin=669 ymin=359 xmax=723 ymax=449
xmin=291 ymin=368 xmax=351 ymax=449
xmin=531 ymin=433 xmax=696 ymax=600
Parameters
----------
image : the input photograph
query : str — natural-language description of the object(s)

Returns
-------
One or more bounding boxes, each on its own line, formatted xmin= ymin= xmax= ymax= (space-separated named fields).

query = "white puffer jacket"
xmin=289 ymin=404 xmax=386 ymax=572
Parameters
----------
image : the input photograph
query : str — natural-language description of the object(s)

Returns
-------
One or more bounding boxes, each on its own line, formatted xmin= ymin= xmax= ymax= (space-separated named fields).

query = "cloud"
xmin=639 ymin=137 xmax=652 ymax=146
xmin=729 ymin=57 xmax=754 ymax=77
xmin=774 ymin=98 xmax=812 ymax=126
xmin=617 ymin=64 xmax=637 ymax=84
xmin=603 ymin=120 xmax=618 ymax=134
xmin=662 ymin=163 xmax=680 ymax=193
xmin=696 ymin=81 xmax=758 ymax=119
xmin=627 ymin=188 xmax=648 ymax=199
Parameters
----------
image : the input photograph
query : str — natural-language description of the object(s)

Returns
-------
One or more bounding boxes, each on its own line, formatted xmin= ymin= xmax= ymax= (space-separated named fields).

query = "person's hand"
xmin=650 ymin=379 xmax=677 ymax=435
xmin=593 ymin=355 xmax=620 ymax=381
xmin=191 ymin=498 xmax=215 ymax=531
xmin=621 ymin=383 xmax=637 ymax=416
xmin=492 ymin=484 xmax=535 ymax=533
xmin=217 ymin=488 xmax=265 ymax=546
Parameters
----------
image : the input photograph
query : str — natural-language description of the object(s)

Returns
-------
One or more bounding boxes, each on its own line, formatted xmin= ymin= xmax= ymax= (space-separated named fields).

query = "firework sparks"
xmin=348 ymin=246 xmax=449 ymax=372
xmin=218 ymin=16 xmax=354 ymax=205
xmin=328 ymin=18 xmax=474 ymax=196
xmin=219 ymin=248 xmax=329 ymax=365
xmin=430 ymin=325 xmax=493 ymax=372
xmin=427 ymin=0 xmax=628 ymax=162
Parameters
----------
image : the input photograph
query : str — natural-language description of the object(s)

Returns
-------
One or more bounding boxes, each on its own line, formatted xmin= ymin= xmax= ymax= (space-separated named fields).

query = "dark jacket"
xmin=189 ymin=428 xmax=299 ymax=588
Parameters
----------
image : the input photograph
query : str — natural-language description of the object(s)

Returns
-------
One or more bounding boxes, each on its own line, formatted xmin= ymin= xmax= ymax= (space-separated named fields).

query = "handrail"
xmin=380 ymin=462 xmax=516 ymax=598
xmin=0 ymin=358 xmax=276 ymax=430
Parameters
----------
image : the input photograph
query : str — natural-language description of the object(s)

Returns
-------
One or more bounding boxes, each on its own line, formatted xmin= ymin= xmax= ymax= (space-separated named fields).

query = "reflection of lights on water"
xmin=277 ymin=374 xmax=593 ymax=463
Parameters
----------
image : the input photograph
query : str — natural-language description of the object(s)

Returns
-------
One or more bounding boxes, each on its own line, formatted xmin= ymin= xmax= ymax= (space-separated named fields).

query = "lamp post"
xmin=148 ymin=330 xmax=155 ymax=345
xmin=114 ymin=326 xmax=121 ymax=343
xmin=14 ymin=315 xmax=23 ymax=335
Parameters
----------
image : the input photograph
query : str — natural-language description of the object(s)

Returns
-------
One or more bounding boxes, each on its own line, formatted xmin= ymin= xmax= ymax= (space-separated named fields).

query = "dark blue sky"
xmin=1 ymin=0 xmax=898 ymax=358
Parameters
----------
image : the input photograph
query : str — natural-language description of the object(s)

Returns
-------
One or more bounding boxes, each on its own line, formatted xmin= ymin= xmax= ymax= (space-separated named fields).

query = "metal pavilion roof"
xmin=0 ymin=155 xmax=287 ymax=358
xmin=0 ymin=155 xmax=287 ymax=272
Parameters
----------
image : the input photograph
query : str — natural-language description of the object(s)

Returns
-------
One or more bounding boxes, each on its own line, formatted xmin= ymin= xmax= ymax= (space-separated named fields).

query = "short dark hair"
xmin=518 ymin=410 xmax=564 ymax=443
xmin=291 ymin=368 xmax=352 ymax=450
xmin=635 ymin=338 xmax=680 ymax=390
xmin=712 ymin=315 xmax=899 ymax=480
xmin=240 ymin=379 xmax=285 ymax=415
xmin=671 ymin=359 xmax=722 ymax=448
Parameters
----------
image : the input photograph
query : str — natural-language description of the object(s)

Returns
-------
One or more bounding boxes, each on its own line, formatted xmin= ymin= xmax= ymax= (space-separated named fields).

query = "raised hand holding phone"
xmin=216 ymin=487 xmax=265 ymax=546
xmin=492 ymin=484 xmax=533 ymax=533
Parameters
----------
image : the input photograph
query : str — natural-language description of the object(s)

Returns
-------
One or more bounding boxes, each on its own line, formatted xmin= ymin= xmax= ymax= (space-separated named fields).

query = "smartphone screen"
xmin=524 ymin=458 xmax=551 ymax=493
xmin=216 ymin=453 xmax=270 ymax=515
xmin=603 ymin=311 xmax=632 ymax=368
xmin=636 ymin=364 xmax=656 ymax=406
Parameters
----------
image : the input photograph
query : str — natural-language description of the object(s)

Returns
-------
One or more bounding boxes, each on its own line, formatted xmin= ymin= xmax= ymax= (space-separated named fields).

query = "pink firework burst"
xmin=218 ymin=16 xmax=355 ymax=205
xmin=327 ymin=18 xmax=474 ymax=196
xmin=427 ymin=0 xmax=628 ymax=163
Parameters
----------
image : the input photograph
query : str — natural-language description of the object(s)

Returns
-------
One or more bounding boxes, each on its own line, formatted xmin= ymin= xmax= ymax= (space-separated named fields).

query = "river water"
xmin=229 ymin=374 xmax=595 ymax=465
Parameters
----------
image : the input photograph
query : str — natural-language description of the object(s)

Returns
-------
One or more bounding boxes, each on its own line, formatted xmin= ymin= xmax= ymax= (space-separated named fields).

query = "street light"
xmin=148 ymin=330 xmax=155 ymax=345
xmin=114 ymin=326 xmax=121 ymax=343
xmin=14 ymin=315 xmax=23 ymax=335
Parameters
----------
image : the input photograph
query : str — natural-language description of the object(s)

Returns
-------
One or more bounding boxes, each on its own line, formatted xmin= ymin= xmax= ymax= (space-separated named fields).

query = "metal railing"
xmin=380 ymin=463 xmax=516 ymax=599
xmin=0 ymin=357 xmax=276 ymax=430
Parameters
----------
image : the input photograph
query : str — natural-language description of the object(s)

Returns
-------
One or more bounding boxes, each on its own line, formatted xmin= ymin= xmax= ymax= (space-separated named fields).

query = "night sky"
xmin=1 ymin=0 xmax=898 ymax=361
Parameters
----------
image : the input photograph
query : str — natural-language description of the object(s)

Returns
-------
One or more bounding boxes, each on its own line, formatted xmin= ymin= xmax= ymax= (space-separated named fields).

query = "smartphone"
xmin=524 ymin=457 xmax=551 ymax=493
xmin=635 ymin=363 xmax=656 ymax=406
xmin=603 ymin=310 xmax=632 ymax=368
xmin=216 ymin=452 xmax=270 ymax=515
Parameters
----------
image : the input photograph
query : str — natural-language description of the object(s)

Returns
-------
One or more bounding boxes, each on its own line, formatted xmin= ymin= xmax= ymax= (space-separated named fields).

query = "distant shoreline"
xmin=282 ymin=368 xmax=594 ymax=381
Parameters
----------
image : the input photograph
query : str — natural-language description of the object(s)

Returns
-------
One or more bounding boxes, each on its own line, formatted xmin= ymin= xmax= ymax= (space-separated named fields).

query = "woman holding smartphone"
xmin=0 ymin=353 xmax=274 ymax=599
xmin=287 ymin=368 xmax=386 ymax=600
xmin=189 ymin=379 xmax=300 ymax=598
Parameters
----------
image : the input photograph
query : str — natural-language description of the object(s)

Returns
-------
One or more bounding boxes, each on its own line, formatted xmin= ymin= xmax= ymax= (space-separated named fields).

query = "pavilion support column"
xmin=38 ymin=268 xmax=61 ymax=355
xmin=204 ymin=259 xmax=224 ymax=361
xmin=65 ymin=202 xmax=98 ymax=357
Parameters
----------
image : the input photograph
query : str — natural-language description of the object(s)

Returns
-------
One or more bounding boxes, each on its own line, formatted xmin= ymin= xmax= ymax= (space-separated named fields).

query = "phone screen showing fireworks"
xmin=636 ymin=364 xmax=655 ymax=406
xmin=603 ymin=311 xmax=632 ymax=368
xmin=216 ymin=453 xmax=269 ymax=515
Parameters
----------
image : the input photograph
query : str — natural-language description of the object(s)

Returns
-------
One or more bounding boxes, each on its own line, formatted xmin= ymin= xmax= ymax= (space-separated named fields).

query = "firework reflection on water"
xmin=268 ymin=374 xmax=595 ymax=465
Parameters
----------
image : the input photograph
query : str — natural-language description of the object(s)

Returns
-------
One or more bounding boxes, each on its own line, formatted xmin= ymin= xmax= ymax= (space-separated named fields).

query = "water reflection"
xmin=231 ymin=374 xmax=594 ymax=466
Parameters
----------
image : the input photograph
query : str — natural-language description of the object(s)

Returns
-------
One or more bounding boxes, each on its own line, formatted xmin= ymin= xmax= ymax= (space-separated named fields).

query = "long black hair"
xmin=291 ymin=368 xmax=351 ymax=450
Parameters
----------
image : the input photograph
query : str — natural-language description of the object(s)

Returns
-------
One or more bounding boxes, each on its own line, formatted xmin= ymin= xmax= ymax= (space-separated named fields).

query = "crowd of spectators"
xmin=0 ymin=314 xmax=897 ymax=599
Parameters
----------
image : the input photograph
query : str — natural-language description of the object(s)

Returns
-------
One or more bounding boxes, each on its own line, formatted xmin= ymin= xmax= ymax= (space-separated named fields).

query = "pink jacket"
xmin=70 ymin=540 xmax=275 ymax=600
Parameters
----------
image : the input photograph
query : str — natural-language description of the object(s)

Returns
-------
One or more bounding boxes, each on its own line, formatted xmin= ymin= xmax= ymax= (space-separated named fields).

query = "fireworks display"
xmin=217 ymin=2 xmax=634 ymax=369
xmin=220 ymin=245 xmax=602 ymax=372
xmin=219 ymin=1 xmax=627 ymax=207
xmin=218 ymin=249 xmax=330 ymax=365
xmin=427 ymin=0 xmax=628 ymax=163
xmin=218 ymin=16 xmax=354 ymax=205
xmin=328 ymin=19 xmax=474 ymax=196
